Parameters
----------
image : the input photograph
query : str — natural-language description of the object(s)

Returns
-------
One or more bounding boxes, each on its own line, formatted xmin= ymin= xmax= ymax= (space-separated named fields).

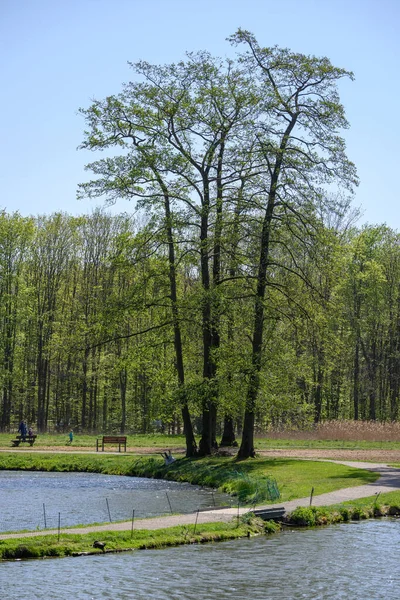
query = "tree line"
xmin=0 ymin=212 xmax=399 ymax=451
xmin=1 ymin=31 xmax=395 ymax=458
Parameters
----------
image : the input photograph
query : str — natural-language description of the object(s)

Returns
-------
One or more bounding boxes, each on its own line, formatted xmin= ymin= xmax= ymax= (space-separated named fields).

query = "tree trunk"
xmin=220 ymin=416 xmax=236 ymax=446
xmin=239 ymin=116 xmax=298 ymax=459
xmin=119 ymin=367 xmax=127 ymax=434
xmin=199 ymin=179 xmax=218 ymax=456
xmin=156 ymin=173 xmax=197 ymax=457
xmin=238 ymin=410 xmax=255 ymax=459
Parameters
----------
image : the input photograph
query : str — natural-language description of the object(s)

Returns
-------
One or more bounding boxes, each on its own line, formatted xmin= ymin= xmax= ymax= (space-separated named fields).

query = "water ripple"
xmin=2 ymin=521 xmax=400 ymax=599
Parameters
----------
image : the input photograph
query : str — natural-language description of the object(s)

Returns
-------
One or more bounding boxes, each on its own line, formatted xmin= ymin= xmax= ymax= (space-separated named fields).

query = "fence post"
xmin=106 ymin=498 xmax=112 ymax=522
xmin=166 ymin=492 xmax=173 ymax=514
xmin=193 ymin=509 xmax=200 ymax=535
xmin=131 ymin=509 xmax=135 ymax=539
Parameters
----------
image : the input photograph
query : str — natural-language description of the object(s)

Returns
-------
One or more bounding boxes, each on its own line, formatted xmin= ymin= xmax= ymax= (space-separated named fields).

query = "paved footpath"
xmin=2 ymin=460 xmax=400 ymax=541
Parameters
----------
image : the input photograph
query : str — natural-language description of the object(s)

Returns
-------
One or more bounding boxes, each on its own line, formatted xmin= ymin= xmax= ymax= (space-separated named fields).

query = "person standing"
xmin=18 ymin=420 xmax=27 ymax=441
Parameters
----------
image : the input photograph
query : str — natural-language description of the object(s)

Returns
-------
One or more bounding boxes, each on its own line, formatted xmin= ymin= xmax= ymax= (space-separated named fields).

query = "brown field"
xmin=257 ymin=448 xmax=400 ymax=463
xmin=265 ymin=420 xmax=400 ymax=442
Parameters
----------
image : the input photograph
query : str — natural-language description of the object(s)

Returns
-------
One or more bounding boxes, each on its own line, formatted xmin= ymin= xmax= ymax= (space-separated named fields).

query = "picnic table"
xmin=11 ymin=435 xmax=37 ymax=447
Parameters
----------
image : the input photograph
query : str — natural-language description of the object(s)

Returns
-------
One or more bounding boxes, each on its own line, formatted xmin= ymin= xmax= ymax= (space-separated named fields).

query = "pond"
xmin=1 ymin=519 xmax=399 ymax=599
xmin=0 ymin=471 xmax=232 ymax=532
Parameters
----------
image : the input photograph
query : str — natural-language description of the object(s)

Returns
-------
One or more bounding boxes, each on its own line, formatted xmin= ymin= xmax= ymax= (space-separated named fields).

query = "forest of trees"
xmin=1 ymin=32 xmax=398 ymax=458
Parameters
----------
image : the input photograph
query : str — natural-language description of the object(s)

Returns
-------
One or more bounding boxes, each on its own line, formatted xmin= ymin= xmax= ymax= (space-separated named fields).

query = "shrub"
xmin=4 ymin=544 xmax=41 ymax=559
xmin=223 ymin=472 xmax=280 ymax=504
xmin=350 ymin=506 xmax=368 ymax=520
xmin=288 ymin=506 xmax=344 ymax=527
xmin=387 ymin=505 xmax=400 ymax=516
xmin=264 ymin=520 xmax=282 ymax=534
xmin=289 ymin=507 xmax=317 ymax=526
xmin=340 ymin=507 xmax=350 ymax=522
xmin=373 ymin=504 xmax=384 ymax=517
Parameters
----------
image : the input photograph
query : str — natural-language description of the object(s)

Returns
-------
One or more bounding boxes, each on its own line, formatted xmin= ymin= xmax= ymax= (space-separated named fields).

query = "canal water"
xmin=1 ymin=520 xmax=399 ymax=599
xmin=0 ymin=471 xmax=232 ymax=532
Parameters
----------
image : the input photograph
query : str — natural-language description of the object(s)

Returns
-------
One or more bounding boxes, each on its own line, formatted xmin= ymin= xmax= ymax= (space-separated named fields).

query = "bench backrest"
xmin=102 ymin=436 xmax=126 ymax=442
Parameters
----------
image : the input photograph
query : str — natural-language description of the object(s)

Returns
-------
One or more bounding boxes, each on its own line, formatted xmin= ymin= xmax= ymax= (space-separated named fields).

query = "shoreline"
xmin=2 ymin=450 xmax=400 ymax=559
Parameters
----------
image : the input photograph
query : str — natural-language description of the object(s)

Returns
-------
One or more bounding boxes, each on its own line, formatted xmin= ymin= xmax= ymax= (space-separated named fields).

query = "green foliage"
xmin=387 ymin=505 xmax=400 ymax=516
xmin=287 ymin=490 xmax=400 ymax=527
xmin=0 ymin=35 xmax=399 ymax=443
xmin=347 ymin=506 xmax=369 ymax=520
xmin=220 ymin=471 xmax=280 ymax=504
xmin=289 ymin=505 xmax=356 ymax=526
xmin=288 ymin=507 xmax=318 ymax=526
xmin=339 ymin=507 xmax=351 ymax=522
xmin=263 ymin=519 xmax=282 ymax=534
xmin=372 ymin=504 xmax=384 ymax=517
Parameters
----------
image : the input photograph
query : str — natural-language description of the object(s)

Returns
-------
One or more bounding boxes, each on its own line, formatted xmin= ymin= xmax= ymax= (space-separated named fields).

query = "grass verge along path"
xmin=0 ymin=452 xmax=378 ymax=505
xmin=0 ymin=517 xmax=280 ymax=560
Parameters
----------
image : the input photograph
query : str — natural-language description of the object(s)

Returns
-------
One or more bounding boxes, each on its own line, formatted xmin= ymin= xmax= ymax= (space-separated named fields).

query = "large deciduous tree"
xmin=229 ymin=30 xmax=358 ymax=458
xmin=77 ymin=31 xmax=358 ymax=456
xmin=78 ymin=52 xmax=258 ymax=455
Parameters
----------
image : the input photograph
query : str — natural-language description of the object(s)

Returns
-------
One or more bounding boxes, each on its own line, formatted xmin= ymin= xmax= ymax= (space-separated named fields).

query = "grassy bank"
xmin=287 ymin=489 xmax=400 ymax=526
xmin=0 ymin=446 xmax=388 ymax=562
xmin=0 ymin=516 xmax=281 ymax=560
xmin=4 ymin=490 xmax=400 ymax=561
xmin=4 ymin=490 xmax=400 ymax=560
xmin=0 ymin=452 xmax=378 ymax=505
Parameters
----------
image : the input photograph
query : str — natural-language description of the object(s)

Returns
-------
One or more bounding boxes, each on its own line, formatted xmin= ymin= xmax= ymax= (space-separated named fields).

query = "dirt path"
xmin=258 ymin=448 xmax=400 ymax=463
xmin=2 ymin=452 xmax=400 ymax=541
xmin=3 ymin=446 xmax=400 ymax=463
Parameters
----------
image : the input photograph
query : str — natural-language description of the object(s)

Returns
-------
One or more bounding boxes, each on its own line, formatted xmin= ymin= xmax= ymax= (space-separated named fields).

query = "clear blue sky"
xmin=1 ymin=0 xmax=399 ymax=228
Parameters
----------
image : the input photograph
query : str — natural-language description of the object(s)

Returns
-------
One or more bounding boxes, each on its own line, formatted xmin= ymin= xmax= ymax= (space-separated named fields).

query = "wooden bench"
xmin=253 ymin=507 xmax=286 ymax=521
xmin=11 ymin=435 xmax=37 ymax=447
xmin=96 ymin=435 xmax=127 ymax=452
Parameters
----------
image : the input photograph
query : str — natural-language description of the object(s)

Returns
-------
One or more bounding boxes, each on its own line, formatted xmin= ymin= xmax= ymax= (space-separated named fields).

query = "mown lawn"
xmin=0 ymin=451 xmax=378 ymax=505
xmin=2 ymin=432 xmax=400 ymax=451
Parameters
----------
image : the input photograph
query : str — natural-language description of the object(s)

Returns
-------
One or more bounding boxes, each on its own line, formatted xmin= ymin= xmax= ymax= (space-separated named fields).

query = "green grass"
xmin=0 ymin=452 xmax=378 ymax=505
xmin=4 ymin=485 xmax=399 ymax=560
xmin=0 ymin=517 xmax=277 ymax=560
xmin=333 ymin=489 xmax=400 ymax=512
xmin=286 ymin=490 xmax=400 ymax=526
xmin=0 ymin=444 xmax=386 ymax=561
xmin=2 ymin=431 xmax=400 ymax=451
xmin=0 ymin=432 xmax=188 ymax=449
xmin=158 ymin=456 xmax=377 ymax=503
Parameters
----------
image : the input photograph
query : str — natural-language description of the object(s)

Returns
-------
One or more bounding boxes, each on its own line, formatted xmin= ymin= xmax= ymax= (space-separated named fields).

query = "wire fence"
xmin=0 ymin=471 xmax=280 ymax=533
xmin=0 ymin=487 xmax=239 ymax=533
